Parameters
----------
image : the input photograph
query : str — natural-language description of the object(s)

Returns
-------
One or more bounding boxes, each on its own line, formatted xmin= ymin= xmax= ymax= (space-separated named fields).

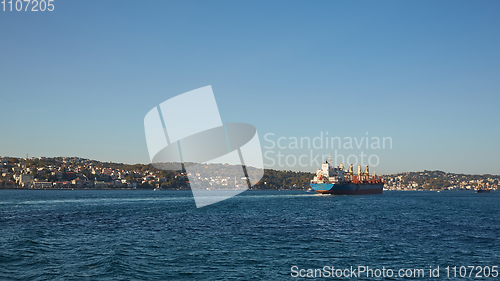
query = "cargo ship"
xmin=310 ymin=160 xmax=384 ymax=195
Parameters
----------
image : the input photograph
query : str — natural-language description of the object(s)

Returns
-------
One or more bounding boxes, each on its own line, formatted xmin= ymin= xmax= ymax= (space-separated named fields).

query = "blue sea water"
xmin=0 ymin=190 xmax=499 ymax=280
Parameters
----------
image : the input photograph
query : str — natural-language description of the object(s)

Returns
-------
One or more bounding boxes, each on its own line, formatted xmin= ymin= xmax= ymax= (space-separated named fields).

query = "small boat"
xmin=475 ymin=183 xmax=491 ymax=193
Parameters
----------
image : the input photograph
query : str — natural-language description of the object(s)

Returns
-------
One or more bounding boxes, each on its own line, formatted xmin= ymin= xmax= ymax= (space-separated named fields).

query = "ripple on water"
xmin=0 ymin=190 xmax=499 ymax=280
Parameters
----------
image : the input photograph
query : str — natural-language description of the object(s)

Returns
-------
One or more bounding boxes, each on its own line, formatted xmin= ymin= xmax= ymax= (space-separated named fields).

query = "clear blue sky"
xmin=1 ymin=0 xmax=499 ymax=175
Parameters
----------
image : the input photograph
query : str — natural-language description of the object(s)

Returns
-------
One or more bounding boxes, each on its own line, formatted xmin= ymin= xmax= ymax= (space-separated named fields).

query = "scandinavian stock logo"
xmin=144 ymin=86 xmax=264 ymax=208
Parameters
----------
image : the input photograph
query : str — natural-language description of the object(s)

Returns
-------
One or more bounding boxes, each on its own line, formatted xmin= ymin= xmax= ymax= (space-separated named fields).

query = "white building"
xmin=32 ymin=182 xmax=52 ymax=189
xmin=18 ymin=174 xmax=34 ymax=184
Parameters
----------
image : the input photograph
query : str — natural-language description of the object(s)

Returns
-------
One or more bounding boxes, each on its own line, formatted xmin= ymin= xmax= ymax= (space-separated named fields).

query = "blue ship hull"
xmin=310 ymin=183 xmax=383 ymax=195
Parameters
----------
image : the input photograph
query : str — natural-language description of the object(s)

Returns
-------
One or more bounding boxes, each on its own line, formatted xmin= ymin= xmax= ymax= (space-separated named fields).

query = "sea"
xmin=0 ymin=190 xmax=499 ymax=280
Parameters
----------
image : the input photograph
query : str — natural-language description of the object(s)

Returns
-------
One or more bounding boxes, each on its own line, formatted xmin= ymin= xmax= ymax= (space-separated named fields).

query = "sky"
xmin=1 ymin=0 xmax=499 ymax=175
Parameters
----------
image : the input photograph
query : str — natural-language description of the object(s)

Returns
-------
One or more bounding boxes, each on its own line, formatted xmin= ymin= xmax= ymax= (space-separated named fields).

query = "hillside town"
xmin=0 ymin=156 xmax=311 ymax=190
xmin=0 ymin=156 xmax=188 ymax=190
xmin=383 ymin=170 xmax=499 ymax=191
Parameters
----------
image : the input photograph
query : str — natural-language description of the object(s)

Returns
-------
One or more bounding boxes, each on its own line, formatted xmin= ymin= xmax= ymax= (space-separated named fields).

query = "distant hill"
xmin=383 ymin=170 xmax=499 ymax=190
xmin=0 ymin=156 xmax=313 ymax=190
xmin=2 ymin=156 xmax=498 ymax=190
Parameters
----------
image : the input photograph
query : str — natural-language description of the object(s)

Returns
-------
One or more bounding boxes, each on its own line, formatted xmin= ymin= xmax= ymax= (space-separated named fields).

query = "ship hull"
xmin=310 ymin=183 xmax=383 ymax=195
xmin=476 ymin=189 xmax=490 ymax=193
